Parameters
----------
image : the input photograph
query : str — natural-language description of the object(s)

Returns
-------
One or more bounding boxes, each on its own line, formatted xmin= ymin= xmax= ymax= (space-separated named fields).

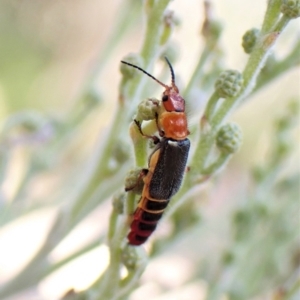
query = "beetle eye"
xmin=162 ymin=95 xmax=168 ymax=102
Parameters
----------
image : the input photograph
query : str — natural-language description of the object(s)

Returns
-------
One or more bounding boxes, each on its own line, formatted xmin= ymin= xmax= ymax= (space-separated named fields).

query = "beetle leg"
xmin=134 ymin=120 xmax=160 ymax=144
xmin=154 ymin=112 xmax=165 ymax=137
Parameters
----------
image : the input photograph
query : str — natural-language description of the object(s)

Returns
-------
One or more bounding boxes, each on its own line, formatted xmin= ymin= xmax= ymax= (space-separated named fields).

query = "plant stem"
xmin=203 ymin=91 xmax=220 ymax=122
xmin=261 ymin=0 xmax=282 ymax=34
xmin=254 ymin=39 xmax=300 ymax=93
xmin=201 ymin=152 xmax=231 ymax=175
xmin=184 ymin=45 xmax=212 ymax=99
xmin=70 ymin=112 xmax=125 ymax=217
xmin=140 ymin=0 xmax=171 ymax=65
xmin=126 ymin=0 xmax=172 ymax=115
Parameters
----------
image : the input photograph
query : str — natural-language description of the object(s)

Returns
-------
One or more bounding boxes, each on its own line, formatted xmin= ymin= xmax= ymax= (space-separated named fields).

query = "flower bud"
xmin=201 ymin=1 xmax=222 ymax=43
xmin=160 ymin=10 xmax=180 ymax=46
xmin=222 ymin=251 xmax=235 ymax=265
xmin=215 ymin=70 xmax=243 ymax=98
xmin=160 ymin=41 xmax=180 ymax=63
xmin=112 ymin=141 xmax=130 ymax=164
xmin=242 ymin=28 xmax=260 ymax=54
xmin=120 ymin=54 xmax=143 ymax=78
xmin=121 ymin=244 xmax=147 ymax=270
xmin=280 ymin=0 xmax=300 ymax=19
xmin=124 ymin=168 xmax=145 ymax=194
xmin=136 ymin=98 xmax=159 ymax=121
xmin=216 ymin=123 xmax=242 ymax=154
xmin=112 ymin=193 xmax=125 ymax=215
xmin=202 ymin=20 xmax=222 ymax=44
xmin=83 ymin=87 xmax=102 ymax=107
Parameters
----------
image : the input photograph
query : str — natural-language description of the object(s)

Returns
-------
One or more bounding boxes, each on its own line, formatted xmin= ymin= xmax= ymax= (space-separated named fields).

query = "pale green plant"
xmin=0 ymin=1 xmax=299 ymax=300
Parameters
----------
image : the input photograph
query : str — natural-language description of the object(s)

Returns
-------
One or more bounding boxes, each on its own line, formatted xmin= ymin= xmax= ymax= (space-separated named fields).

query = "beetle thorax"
xmin=159 ymin=111 xmax=188 ymax=140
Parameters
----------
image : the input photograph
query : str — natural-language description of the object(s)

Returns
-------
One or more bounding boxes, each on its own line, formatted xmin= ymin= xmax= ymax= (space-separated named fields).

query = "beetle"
xmin=121 ymin=57 xmax=190 ymax=245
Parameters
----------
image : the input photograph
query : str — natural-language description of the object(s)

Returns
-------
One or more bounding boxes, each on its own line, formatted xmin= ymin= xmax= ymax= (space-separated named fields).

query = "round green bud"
xmin=232 ymin=209 xmax=251 ymax=241
xmin=136 ymin=98 xmax=159 ymax=121
xmin=242 ymin=28 xmax=260 ymax=54
xmin=280 ymin=0 xmax=300 ymax=18
xmin=233 ymin=209 xmax=249 ymax=227
xmin=112 ymin=194 xmax=125 ymax=214
xmin=120 ymin=54 xmax=143 ymax=78
xmin=216 ymin=123 xmax=242 ymax=154
xmin=112 ymin=141 xmax=130 ymax=164
xmin=276 ymin=137 xmax=290 ymax=157
xmin=121 ymin=244 xmax=147 ymax=270
xmin=202 ymin=19 xmax=223 ymax=44
xmin=124 ymin=168 xmax=144 ymax=194
xmin=215 ymin=70 xmax=243 ymax=98
xmin=252 ymin=166 xmax=265 ymax=183
xmin=160 ymin=11 xmax=180 ymax=46
xmin=208 ymin=20 xmax=223 ymax=42
xmin=6 ymin=111 xmax=49 ymax=134
xmin=160 ymin=41 xmax=180 ymax=63
xmin=222 ymin=250 xmax=235 ymax=265
xmin=253 ymin=202 xmax=269 ymax=218
xmin=276 ymin=116 xmax=290 ymax=132
xmin=82 ymin=87 xmax=102 ymax=107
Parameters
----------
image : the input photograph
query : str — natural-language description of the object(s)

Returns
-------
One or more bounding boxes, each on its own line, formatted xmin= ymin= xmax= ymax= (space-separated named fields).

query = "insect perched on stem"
xmin=121 ymin=57 xmax=190 ymax=246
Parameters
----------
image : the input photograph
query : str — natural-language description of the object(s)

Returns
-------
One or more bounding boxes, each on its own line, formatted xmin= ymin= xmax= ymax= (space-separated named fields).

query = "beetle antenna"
xmin=121 ymin=61 xmax=168 ymax=89
xmin=164 ymin=56 xmax=176 ymax=86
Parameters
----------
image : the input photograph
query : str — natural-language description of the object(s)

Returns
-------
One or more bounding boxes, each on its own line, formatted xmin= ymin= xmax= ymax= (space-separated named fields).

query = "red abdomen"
xmin=127 ymin=199 xmax=168 ymax=246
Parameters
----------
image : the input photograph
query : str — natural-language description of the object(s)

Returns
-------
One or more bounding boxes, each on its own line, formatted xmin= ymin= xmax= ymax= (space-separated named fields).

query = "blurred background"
xmin=0 ymin=0 xmax=299 ymax=299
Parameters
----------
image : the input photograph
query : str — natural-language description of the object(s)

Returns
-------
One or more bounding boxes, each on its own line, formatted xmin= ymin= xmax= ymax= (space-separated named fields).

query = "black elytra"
xmin=148 ymin=138 xmax=190 ymax=200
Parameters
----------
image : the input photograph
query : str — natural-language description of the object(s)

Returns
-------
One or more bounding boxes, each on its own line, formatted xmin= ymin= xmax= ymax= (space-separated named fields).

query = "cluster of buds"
xmin=216 ymin=123 xmax=243 ymax=154
xmin=135 ymin=98 xmax=158 ymax=121
xmin=280 ymin=0 xmax=300 ymax=18
xmin=124 ymin=168 xmax=145 ymax=194
xmin=215 ymin=70 xmax=243 ymax=98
